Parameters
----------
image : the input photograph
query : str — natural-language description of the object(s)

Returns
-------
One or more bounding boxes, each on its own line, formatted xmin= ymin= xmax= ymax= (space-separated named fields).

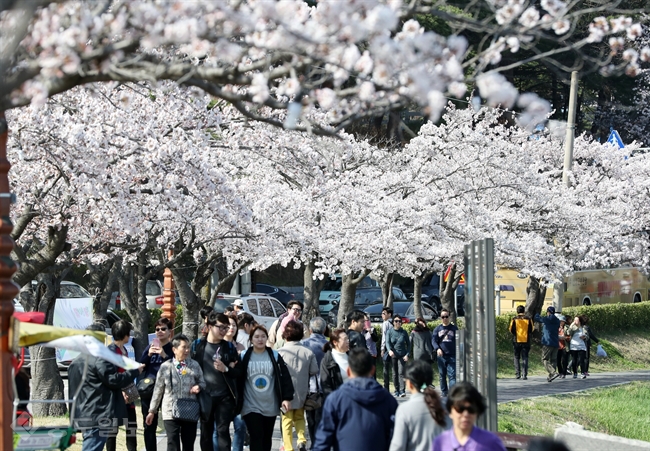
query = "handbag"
xmin=122 ymin=382 xmax=140 ymax=404
xmin=198 ymin=390 xmax=212 ymax=422
xmin=169 ymin=367 xmax=200 ymax=422
xmin=304 ymin=375 xmax=323 ymax=411
xmin=137 ymin=375 xmax=156 ymax=398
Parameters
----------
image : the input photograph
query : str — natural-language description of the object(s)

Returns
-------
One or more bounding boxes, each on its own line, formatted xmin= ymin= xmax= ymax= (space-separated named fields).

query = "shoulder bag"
xmin=137 ymin=375 xmax=156 ymax=398
xmin=169 ymin=367 xmax=200 ymax=422
xmin=304 ymin=375 xmax=323 ymax=411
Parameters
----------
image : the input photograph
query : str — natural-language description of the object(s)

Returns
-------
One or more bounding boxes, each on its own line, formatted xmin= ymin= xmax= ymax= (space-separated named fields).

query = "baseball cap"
xmin=233 ymin=299 xmax=244 ymax=307
xmin=556 ymin=314 xmax=566 ymax=322
xmin=547 ymin=306 xmax=556 ymax=314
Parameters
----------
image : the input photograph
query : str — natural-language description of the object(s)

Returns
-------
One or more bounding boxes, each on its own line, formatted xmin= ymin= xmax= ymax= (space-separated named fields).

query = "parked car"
xmin=364 ymin=301 xmax=439 ymax=324
xmin=318 ymin=275 xmax=380 ymax=315
xmin=254 ymin=283 xmax=295 ymax=305
xmin=213 ymin=294 xmax=287 ymax=330
xmin=326 ymin=287 xmax=409 ymax=325
xmin=401 ymin=273 xmax=465 ymax=316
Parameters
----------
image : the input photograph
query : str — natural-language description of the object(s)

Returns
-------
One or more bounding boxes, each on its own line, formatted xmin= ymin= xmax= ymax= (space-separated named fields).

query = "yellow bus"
xmin=495 ymin=268 xmax=554 ymax=313
xmin=564 ymin=267 xmax=650 ymax=307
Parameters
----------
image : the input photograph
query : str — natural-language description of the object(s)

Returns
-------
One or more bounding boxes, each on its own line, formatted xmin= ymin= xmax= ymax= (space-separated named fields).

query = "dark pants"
xmin=140 ymin=395 xmax=159 ymax=451
xmin=163 ymin=419 xmax=198 ymax=451
xmin=585 ymin=344 xmax=592 ymax=373
xmin=201 ymin=394 xmax=236 ymax=451
xmin=557 ymin=349 xmax=570 ymax=375
xmin=243 ymin=412 xmax=277 ymax=451
xmin=571 ymin=349 xmax=586 ymax=375
xmin=513 ymin=343 xmax=530 ymax=377
xmin=392 ymin=355 xmax=406 ymax=393
xmin=106 ymin=406 xmax=137 ymax=451
xmin=437 ymin=354 xmax=456 ymax=396
xmin=382 ymin=355 xmax=392 ymax=391
xmin=306 ymin=407 xmax=322 ymax=449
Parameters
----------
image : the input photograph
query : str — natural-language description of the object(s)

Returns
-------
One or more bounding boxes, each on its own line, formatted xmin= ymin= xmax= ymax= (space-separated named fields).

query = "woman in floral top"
xmin=147 ymin=334 xmax=206 ymax=451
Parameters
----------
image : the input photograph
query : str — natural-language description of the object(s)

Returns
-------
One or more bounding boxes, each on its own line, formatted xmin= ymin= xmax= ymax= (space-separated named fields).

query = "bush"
xmin=561 ymin=302 xmax=650 ymax=333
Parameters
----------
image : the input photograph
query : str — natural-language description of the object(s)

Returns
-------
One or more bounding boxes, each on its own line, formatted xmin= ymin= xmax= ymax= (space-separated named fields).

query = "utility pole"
xmin=562 ymin=71 xmax=579 ymax=187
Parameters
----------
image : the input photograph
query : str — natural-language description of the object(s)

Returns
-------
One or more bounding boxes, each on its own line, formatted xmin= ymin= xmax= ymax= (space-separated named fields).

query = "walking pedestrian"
xmin=410 ymin=317 xmax=434 ymax=363
xmin=146 ymin=335 xmax=206 ymax=451
xmin=320 ymin=329 xmax=349 ymax=400
xmin=237 ymin=313 xmax=256 ymax=349
xmin=380 ymin=307 xmax=393 ymax=392
xmin=567 ymin=315 xmax=588 ymax=379
xmin=278 ymin=320 xmax=319 ymax=451
xmin=583 ymin=315 xmax=599 ymax=375
xmin=106 ymin=320 xmax=138 ymax=451
xmin=139 ymin=317 xmax=174 ymax=451
xmin=508 ymin=306 xmax=532 ymax=380
xmin=224 ymin=313 xmax=247 ymax=451
xmin=301 ymin=317 xmax=329 ymax=448
xmin=313 ymin=348 xmax=398 ymax=451
xmin=432 ymin=382 xmax=507 ymax=451
xmin=237 ymin=325 xmax=294 ymax=451
xmin=533 ymin=306 xmax=561 ymax=382
xmin=389 ymin=360 xmax=449 ymax=451
xmin=556 ymin=315 xmax=570 ymax=378
xmin=386 ymin=314 xmax=410 ymax=397
xmin=191 ymin=312 xmax=243 ymax=451
xmin=68 ymin=324 xmax=144 ymax=451
xmin=432 ymin=309 xmax=458 ymax=396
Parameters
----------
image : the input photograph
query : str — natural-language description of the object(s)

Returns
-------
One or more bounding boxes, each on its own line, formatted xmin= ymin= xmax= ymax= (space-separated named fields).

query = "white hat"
xmin=233 ymin=299 xmax=244 ymax=307
xmin=556 ymin=314 xmax=566 ymax=322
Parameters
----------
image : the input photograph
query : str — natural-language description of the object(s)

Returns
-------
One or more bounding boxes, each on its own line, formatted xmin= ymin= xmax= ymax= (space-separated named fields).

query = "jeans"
xmin=243 ymin=413 xmax=277 ymax=451
xmin=163 ymin=419 xmax=198 ymax=451
xmin=513 ymin=343 xmax=530 ymax=377
xmin=305 ymin=407 xmax=322 ymax=449
xmin=392 ymin=356 xmax=406 ymax=393
xmin=200 ymin=394 xmax=235 ymax=451
xmin=382 ymin=354 xmax=392 ymax=392
xmin=105 ymin=406 xmax=137 ymax=451
xmin=233 ymin=414 xmax=246 ymax=451
xmin=437 ymin=354 xmax=456 ymax=396
xmin=81 ymin=427 xmax=108 ymax=451
xmin=571 ymin=349 xmax=586 ymax=375
xmin=140 ymin=395 xmax=159 ymax=451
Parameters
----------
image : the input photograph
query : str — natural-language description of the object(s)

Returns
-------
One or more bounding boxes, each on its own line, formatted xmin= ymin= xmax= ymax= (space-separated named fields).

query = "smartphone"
xmin=280 ymin=406 xmax=287 ymax=414
xmin=152 ymin=337 xmax=161 ymax=348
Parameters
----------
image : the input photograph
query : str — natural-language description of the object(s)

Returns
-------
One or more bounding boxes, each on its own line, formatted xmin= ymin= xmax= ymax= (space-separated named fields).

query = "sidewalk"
xmin=151 ymin=369 xmax=650 ymax=450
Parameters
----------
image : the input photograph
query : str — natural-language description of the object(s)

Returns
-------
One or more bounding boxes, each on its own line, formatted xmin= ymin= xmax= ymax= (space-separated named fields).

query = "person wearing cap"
xmin=534 ymin=306 xmax=561 ymax=382
xmin=233 ymin=298 xmax=245 ymax=315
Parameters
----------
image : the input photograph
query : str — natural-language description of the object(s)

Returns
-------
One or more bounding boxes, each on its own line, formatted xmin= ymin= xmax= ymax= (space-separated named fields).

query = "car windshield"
xmin=146 ymin=281 xmax=162 ymax=296
xmin=60 ymin=284 xmax=91 ymax=298
xmin=322 ymin=278 xmax=342 ymax=291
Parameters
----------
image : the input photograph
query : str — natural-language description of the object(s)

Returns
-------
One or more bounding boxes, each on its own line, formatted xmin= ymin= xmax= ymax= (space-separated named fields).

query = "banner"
xmin=53 ymin=298 xmax=93 ymax=363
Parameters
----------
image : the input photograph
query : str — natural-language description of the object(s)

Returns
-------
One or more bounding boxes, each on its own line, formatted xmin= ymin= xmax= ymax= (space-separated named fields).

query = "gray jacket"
xmin=410 ymin=328 xmax=434 ymax=362
xmin=149 ymin=358 xmax=206 ymax=421
xmin=277 ymin=341 xmax=319 ymax=410
xmin=389 ymin=392 xmax=450 ymax=451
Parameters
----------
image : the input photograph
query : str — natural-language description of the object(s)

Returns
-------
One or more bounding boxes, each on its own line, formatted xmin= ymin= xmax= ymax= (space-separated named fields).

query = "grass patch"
xmin=498 ymin=381 xmax=650 ymax=441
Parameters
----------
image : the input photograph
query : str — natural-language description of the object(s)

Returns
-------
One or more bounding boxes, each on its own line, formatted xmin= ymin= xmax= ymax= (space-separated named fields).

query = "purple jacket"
xmin=432 ymin=426 xmax=506 ymax=451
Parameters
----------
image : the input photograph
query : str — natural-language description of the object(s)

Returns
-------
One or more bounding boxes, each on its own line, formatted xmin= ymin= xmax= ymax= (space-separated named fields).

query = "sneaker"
xmin=298 ymin=443 xmax=307 ymax=451
xmin=516 ymin=374 xmax=521 ymax=379
xmin=573 ymin=373 xmax=578 ymax=379
xmin=581 ymin=373 xmax=587 ymax=379
xmin=585 ymin=372 xmax=590 ymax=376
xmin=393 ymin=391 xmax=400 ymax=397
xmin=548 ymin=372 xmax=559 ymax=382
xmin=522 ymin=376 xmax=527 ymax=380
xmin=399 ymin=391 xmax=406 ymax=398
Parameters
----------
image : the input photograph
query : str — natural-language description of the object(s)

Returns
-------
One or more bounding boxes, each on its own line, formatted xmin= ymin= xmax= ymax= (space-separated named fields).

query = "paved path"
xmin=151 ymin=369 xmax=650 ymax=450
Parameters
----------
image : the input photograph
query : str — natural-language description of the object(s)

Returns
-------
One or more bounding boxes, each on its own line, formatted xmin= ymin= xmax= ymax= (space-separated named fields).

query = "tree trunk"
xmin=208 ymin=261 xmax=250 ymax=307
xmin=378 ymin=272 xmax=394 ymax=308
xmin=413 ymin=275 xmax=424 ymax=319
xmin=302 ymin=259 xmax=324 ymax=324
xmin=30 ymin=274 xmax=66 ymax=416
xmin=86 ymin=258 xmax=119 ymax=323
xmin=119 ymin=264 xmax=149 ymax=359
xmin=171 ymin=268 xmax=199 ymax=342
xmin=524 ymin=276 xmax=547 ymax=319
xmin=336 ymin=269 xmax=371 ymax=327
xmin=440 ymin=264 xmax=460 ymax=324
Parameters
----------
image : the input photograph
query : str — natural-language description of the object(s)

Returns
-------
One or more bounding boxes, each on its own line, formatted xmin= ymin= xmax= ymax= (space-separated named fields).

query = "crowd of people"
xmin=67 ymin=300 xmax=579 ymax=451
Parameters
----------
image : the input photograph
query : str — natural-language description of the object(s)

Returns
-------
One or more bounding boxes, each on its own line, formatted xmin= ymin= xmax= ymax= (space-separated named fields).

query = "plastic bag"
xmin=596 ymin=343 xmax=607 ymax=357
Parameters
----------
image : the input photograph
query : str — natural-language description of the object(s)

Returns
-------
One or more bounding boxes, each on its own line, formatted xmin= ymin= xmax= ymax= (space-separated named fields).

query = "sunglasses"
xmin=453 ymin=404 xmax=478 ymax=414
xmin=155 ymin=327 xmax=168 ymax=332
xmin=441 ymin=316 xmax=449 ymax=319
xmin=394 ymin=320 xmax=402 ymax=323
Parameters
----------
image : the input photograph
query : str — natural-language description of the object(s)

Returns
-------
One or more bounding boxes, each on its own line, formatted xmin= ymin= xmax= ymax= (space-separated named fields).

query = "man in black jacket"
xmin=192 ymin=312 xmax=243 ymax=451
xmin=347 ymin=310 xmax=367 ymax=350
xmin=68 ymin=324 xmax=144 ymax=451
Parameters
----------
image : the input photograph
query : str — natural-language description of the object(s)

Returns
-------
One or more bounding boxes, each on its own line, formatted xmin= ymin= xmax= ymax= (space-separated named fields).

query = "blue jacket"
xmin=534 ymin=313 xmax=560 ymax=347
xmin=313 ymin=377 xmax=398 ymax=451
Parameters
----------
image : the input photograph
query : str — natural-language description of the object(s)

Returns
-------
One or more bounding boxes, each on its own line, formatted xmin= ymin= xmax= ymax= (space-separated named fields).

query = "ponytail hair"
xmin=404 ymin=360 xmax=446 ymax=426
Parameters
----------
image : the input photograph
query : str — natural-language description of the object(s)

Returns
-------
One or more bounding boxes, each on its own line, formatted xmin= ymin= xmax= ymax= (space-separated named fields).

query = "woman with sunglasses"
xmin=139 ymin=317 xmax=173 ymax=451
xmin=389 ymin=360 xmax=449 ymax=451
xmin=432 ymin=382 xmax=506 ymax=451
